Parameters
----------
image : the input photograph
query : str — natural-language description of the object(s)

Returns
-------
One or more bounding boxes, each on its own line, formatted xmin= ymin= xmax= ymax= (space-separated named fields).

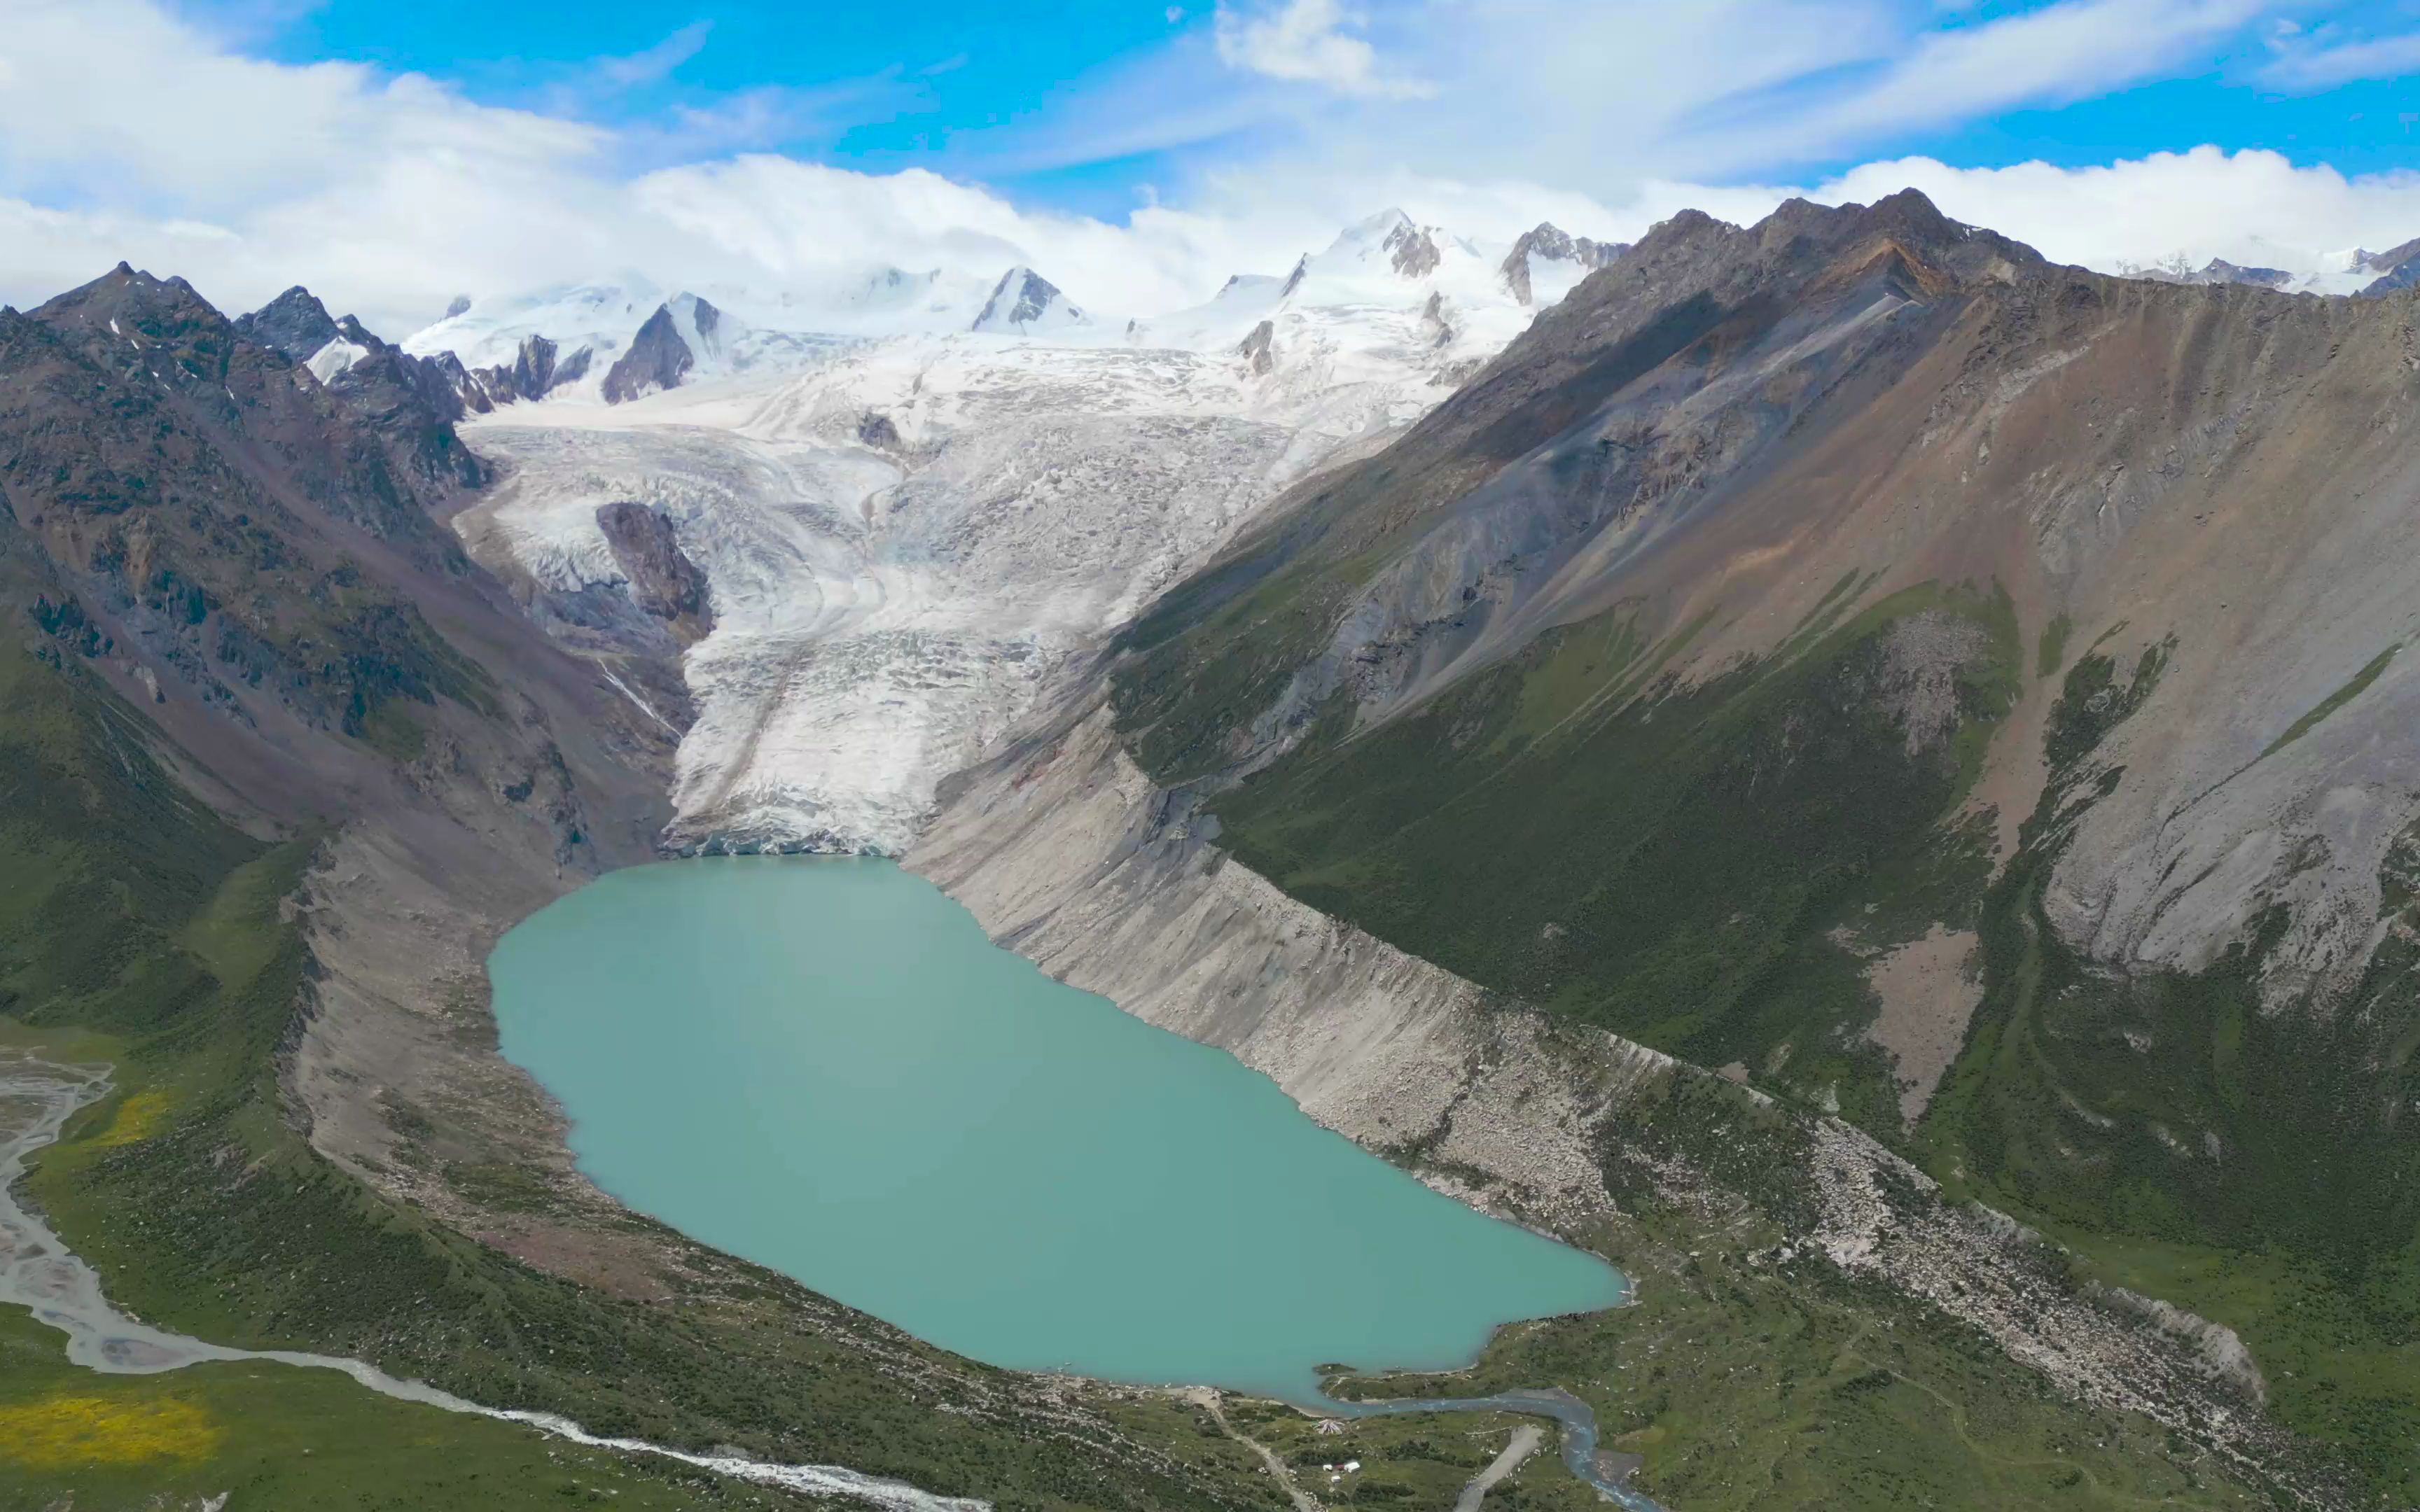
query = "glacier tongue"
xmin=456 ymin=337 xmax=1335 ymax=853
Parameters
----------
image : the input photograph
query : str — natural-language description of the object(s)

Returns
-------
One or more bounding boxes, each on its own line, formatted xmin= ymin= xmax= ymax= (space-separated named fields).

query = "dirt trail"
xmin=1454 ymin=1424 xmax=1544 ymax=1512
xmin=1189 ymin=1388 xmax=1323 ymax=1512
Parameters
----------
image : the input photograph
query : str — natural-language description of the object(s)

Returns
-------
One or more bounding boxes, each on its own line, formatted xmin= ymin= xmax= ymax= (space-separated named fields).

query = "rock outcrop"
xmin=1237 ymin=318 xmax=1275 ymax=375
xmin=602 ymin=298 xmax=718 ymax=404
xmin=970 ymin=267 xmax=1084 ymax=333
xmin=1498 ymin=222 xmax=1626 ymax=304
xmin=594 ymin=500 xmax=712 ymax=638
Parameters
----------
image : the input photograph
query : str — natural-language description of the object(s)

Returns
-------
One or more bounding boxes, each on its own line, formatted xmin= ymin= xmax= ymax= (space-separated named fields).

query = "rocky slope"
xmin=1101 ymin=187 xmax=2420 ymax=1500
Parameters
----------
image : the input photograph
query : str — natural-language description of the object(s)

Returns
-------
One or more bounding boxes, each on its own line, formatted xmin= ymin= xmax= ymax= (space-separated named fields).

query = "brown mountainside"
xmin=1115 ymin=188 xmax=2420 ymax=1499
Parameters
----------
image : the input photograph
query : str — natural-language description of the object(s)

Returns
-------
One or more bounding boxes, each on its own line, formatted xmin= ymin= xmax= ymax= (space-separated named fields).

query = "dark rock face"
xmin=1238 ymin=318 xmax=1276 ymax=376
xmin=1279 ymin=255 xmax=1309 ymax=298
xmin=424 ymin=350 xmax=493 ymax=414
xmin=857 ymin=412 xmax=904 ymax=451
xmin=2358 ymin=235 xmax=2420 ymax=295
xmin=972 ymin=269 xmax=1078 ymax=331
xmin=234 ymin=287 xmax=489 ymax=490
xmin=1 ymin=265 xmax=674 ymax=856
xmin=1418 ymin=292 xmax=1453 ymax=349
xmin=1384 ymin=221 xmax=1442 ymax=279
xmin=443 ymin=334 xmax=592 ymax=410
xmin=594 ymin=500 xmax=711 ymax=638
xmin=2199 ymin=258 xmax=2295 ymax=288
xmin=235 ymin=286 xmax=342 ymax=363
xmin=513 ymin=334 xmax=562 ymax=397
xmin=0 ymin=263 xmax=527 ymax=745
xmin=1499 ymin=223 xmax=1628 ymax=304
xmin=601 ymin=303 xmax=697 ymax=405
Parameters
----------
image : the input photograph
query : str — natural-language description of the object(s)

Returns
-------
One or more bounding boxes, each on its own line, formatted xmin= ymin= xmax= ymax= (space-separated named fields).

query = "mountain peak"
xmin=236 ymin=285 xmax=343 ymax=365
xmin=601 ymin=293 xmax=725 ymax=405
xmin=1323 ymin=209 xmax=1443 ymax=279
xmin=1500 ymin=223 xmax=1628 ymax=305
xmin=971 ymin=266 xmax=1085 ymax=334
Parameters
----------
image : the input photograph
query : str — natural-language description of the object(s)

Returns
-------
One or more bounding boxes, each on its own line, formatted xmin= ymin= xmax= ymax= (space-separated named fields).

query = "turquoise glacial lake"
xmin=488 ymin=857 xmax=1627 ymax=1403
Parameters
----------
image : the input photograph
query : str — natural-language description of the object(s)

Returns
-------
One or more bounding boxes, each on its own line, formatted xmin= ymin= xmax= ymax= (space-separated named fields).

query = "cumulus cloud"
xmin=1806 ymin=148 xmax=2420 ymax=270
xmin=0 ymin=0 xmax=601 ymax=211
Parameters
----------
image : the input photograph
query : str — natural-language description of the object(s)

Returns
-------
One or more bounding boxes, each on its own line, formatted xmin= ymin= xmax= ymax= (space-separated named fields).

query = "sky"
xmin=3 ymin=0 xmax=2420 ymax=334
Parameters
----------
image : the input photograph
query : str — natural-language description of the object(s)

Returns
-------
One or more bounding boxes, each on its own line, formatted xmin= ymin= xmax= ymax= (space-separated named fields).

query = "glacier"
xmin=426 ymin=212 xmax=1614 ymax=854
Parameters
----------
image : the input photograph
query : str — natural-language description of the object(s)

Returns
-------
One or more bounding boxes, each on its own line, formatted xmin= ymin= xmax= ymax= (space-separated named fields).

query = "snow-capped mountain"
xmin=392 ymin=208 xmax=1628 ymax=853
xmin=2122 ymin=234 xmax=2420 ymax=296
xmin=1499 ymin=222 xmax=1628 ymax=306
xmin=970 ymin=267 xmax=1086 ymax=334
xmin=406 ymin=279 xmax=660 ymax=396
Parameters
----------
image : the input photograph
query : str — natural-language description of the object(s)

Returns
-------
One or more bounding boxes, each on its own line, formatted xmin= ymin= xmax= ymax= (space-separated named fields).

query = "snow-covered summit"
xmin=405 ymin=279 xmax=662 ymax=379
xmin=402 ymin=206 xmax=1630 ymax=410
xmin=2121 ymin=234 xmax=2420 ymax=297
xmin=970 ymin=267 xmax=1087 ymax=334
xmin=1500 ymin=223 xmax=1628 ymax=307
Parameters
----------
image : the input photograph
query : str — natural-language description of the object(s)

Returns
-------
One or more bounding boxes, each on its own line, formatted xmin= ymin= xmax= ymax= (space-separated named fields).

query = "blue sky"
xmin=197 ymin=0 xmax=1228 ymax=212
xmin=186 ymin=0 xmax=2420 ymax=215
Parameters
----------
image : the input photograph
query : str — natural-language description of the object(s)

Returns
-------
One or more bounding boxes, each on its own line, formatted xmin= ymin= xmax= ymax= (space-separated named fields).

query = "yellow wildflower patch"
xmin=92 ymin=1088 xmax=171 ymax=1146
xmin=0 ymin=1394 xmax=220 ymax=1468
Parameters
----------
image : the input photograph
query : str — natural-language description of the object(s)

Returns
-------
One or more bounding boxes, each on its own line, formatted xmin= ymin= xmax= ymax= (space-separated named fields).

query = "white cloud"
xmin=1751 ymin=0 xmax=2276 ymax=155
xmin=589 ymin=21 xmax=714 ymax=91
xmin=0 ymin=0 xmax=601 ymax=211
xmin=1806 ymin=148 xmax=2420 ymax=271
xmin=1214 ymin=0 xmax=1433 ymax=99
xmin=2 ymin=0 xmax=2412 ymax=346
xmin=2260 ymin=27 xmax=2420 ymax=89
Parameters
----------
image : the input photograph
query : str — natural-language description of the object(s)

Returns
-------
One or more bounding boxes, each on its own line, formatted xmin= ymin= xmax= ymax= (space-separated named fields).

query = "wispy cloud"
xmin=2260 ymin=24 xmax=2420 ymax=88
xmin=1213 ymin=0 xmax=1433 ymax=99
xmin=1683 ymin=0 xmax=2279 ymax=169
xmin=588 ymin=20 xmax=714 ymax=91
xmin=519 ymin=19 xmax=924 ymax=167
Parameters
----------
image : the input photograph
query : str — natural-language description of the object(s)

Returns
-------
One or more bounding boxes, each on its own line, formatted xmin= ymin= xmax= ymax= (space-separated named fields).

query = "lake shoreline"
xmin=489 ymin=855 xmax=1630 ymax=1406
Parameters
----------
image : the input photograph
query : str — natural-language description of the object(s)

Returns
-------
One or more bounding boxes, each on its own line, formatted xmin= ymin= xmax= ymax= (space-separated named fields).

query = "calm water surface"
xmin=489 ymin=858 xmax=1625 ymax=1403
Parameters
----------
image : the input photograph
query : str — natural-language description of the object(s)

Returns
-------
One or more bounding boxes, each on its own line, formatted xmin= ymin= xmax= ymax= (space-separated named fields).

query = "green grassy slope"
xmin=1157 ymin=586 xmax=2015 ymax=1142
